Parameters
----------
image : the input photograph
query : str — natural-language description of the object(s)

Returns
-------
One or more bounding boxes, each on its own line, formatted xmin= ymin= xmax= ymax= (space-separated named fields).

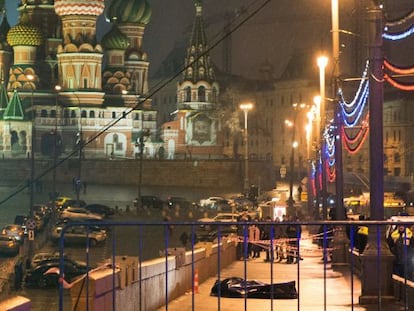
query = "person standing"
xmin=261 ymin=216 xmax=274 ymax=262
xmin=285 ymin=216 xmax=301 ymax=264
xmin=388 ymin=224 xmax=414 ymax=279
xmin=248 ymin=219 xmax=261 ymax=258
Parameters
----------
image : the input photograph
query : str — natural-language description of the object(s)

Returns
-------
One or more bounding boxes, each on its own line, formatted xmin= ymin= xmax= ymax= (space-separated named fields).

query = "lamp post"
xmin=76 ymin=108 xmax=82 ymax=205
xmin=285 ymin=103 xmax=305 ymax=216
xmin=68 ymin=106 xmax=82 ymax=205
xmin=239 ymin=102 xmax=253 ymax=194
xmin=52 ymin=85 xmax=61 ymax=200
xmin=317 ymin=55 xmax=328 ymax=219
xmin=26 ymin=74 xmax=35 ymax=265
xmin=26 ymin=74 xmax=35 ymax=220
xmin=305 ymin=107 xmax=315 ymax=216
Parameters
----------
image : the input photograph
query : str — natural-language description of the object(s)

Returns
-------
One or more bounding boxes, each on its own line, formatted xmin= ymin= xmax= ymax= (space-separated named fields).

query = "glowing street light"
xmin=239 ymin=102 xmax=253 ymax=193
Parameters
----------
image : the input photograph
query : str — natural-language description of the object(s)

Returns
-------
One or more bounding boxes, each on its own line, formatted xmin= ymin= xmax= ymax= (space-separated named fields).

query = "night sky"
xmin=3 ymin=0 xmax=414 ymax=80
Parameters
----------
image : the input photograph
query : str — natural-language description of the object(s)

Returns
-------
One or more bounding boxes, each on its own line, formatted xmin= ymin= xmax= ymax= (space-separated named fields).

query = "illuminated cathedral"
xmin=0 ymin=0 xmax=160 ymax=160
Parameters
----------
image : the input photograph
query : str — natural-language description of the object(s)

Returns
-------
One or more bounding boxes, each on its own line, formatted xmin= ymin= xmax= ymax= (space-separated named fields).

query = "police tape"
xmin=231 ymin=230 xmax=336 ymax=254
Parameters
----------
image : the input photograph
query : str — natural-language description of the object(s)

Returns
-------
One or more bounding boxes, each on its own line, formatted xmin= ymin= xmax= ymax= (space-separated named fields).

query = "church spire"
xmin=182 ymin=0 xmax=215 ymax=84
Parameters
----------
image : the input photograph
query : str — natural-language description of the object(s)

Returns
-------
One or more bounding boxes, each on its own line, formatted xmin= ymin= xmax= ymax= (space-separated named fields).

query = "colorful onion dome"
xmin=7 ymin=12 xmax=43 ymax=47
xmin=54 ymin=0 xmax=105 ymax=17
xmin=101 ymin=26 xmax=130 ymax=50
xmin=106 ymin=0 xmax=151 ymax=25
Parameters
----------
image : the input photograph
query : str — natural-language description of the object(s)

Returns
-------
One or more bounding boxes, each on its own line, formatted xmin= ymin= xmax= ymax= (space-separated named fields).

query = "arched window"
xmin=40 ymin=109 xmax=48 ymax=117
xmin=112 ymin=111 xmax=116 ymax=119
xmin=148 ymin=114 xmax=153 ymax=121
xmin=50 ymin=110 xmax=56 ymax=118
xmin=64 ymin=110 xmax=69 ymax=118
xmin=70 ymin=110 xmax=76 ymax=118
xmin=89 ymin=110 xmax=95 ymax=118
xmin=185 ymin=87 xmax=191 ymax=102
xmin=81 ymin=110 xmax=87 ymax=118
xmin=198 ymin=86 xmax=206 ymax=102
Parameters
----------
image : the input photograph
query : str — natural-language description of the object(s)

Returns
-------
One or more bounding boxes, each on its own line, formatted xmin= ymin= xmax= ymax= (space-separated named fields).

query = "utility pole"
xmin=359 ymin=3 xmax=394 ymax=304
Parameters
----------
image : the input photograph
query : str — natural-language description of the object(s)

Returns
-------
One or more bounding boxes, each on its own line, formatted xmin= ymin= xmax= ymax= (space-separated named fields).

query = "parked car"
xmin=30 ymin=252 xmax=62 ymax=268
xmin=14 ymin=215 xmax=28 ymax=234
xmin=197 ymin=213 xmax=239 ymax=233
xmin=25 ymin=258 xmax=89 ymax=288
xmin=199 ymin=196 xmax=226 ymax=208
xmin=54 ymin=196 xmax=73 ymax=210
xmin=140 ymin=195 xmax=164 ymax=208
xmin=61 ymin=199 xmax=87 ymax=210
xmin=59 ymin=207 xmax=103 ymax=222
xmin=0 ymin=235 xmax=20 ymax=256
xmin=51 ymin=223 xmax=107 ymax=246
xmin=33 ymin=204 xmax=52 ymax=223
xmin=83 ymin=204 xmax=115 ymax=218
xmin=2 ymin=224 xmax=25 ymax=243
xmin=166 ymin=196 xmax=192 ymax=209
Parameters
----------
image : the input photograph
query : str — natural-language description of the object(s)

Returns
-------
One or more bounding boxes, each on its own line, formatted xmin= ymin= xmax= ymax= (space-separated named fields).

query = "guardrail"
xmin=3 ymin=219 xmax=414 ymax=310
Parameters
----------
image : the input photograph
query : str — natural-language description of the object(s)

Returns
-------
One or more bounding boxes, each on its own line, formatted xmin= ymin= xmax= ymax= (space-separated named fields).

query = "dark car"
xmin=14 ymin=215 xmax=28 ymax=234
xmin=0 ymin=235 xmax=20 ymax=256
xmin=25 ymin=258 xmax=89 ymax=288
xmin=166 ymin=196 xmax=191 ymax=209
xmin=61 ymin=199 xmax=87 ymax=210
xmin=84 ymin=204 xmax=115 ymax=218
xmin=141 ymin=195 xmax=164 ymax=208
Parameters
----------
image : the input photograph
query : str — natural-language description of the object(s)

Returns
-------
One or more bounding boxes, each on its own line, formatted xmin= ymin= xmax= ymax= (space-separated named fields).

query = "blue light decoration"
xmin=383 ymin=24 xmax=414 ymax=41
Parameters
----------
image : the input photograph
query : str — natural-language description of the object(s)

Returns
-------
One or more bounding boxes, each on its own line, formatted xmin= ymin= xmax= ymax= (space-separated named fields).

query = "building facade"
xmin=0 ymin=0 xmax=160 ymax=160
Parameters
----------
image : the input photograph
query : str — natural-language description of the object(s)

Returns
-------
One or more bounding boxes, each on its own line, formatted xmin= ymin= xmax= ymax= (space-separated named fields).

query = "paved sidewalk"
xmin=158 ymin=230 xmax=402 ymax=311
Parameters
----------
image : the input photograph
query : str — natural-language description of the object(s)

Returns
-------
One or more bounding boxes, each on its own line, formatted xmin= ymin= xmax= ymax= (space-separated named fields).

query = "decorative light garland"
xmin=384 ymin=59 xmax=414 ymax=75
xmin=340 ymin=82 xmax=369 ymax=127
xmin=384 ymin=73 xmax=414 ymax=91
xmin=385 ymin=9 xmax=414 ymax=28
xmin=383 ymin=24 xmax=414 ymax=40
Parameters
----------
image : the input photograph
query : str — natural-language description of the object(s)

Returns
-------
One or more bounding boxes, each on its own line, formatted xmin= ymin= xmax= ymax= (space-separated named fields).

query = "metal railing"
xmin=53 ymin=219 xmax=414 ymax=311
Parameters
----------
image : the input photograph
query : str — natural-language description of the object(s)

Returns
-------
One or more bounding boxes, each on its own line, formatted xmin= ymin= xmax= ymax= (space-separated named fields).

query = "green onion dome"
xmin=7 ymin=12 xmax=43 ymax=47
xmin=101 ymin=26 xmax=130 ymax=50
xmin=106 ymin=0 xmax=151 ymax=25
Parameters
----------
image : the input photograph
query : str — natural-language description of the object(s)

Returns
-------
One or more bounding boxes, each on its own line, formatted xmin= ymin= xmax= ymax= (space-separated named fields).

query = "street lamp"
xmin=285 ymin=103 xmax=305 ymax=216
xmin=26 ymin=74 xmax=35 ymax=220
xmin=68 ymin=106 xmax=82 ymax=205
xmin=52 ymin=85 xmax=61 ymax=200
xmin=26 ymin=73 xmax=35 ymax=265
xmin=317 ymin=55 xmax=328 ymax=219
xmin=239 ymin=102 xmax=253 ymax=194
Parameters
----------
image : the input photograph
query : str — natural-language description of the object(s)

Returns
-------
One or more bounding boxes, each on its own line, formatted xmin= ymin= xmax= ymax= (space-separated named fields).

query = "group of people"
xmin=237 ymin=214 xmax=302 ymax=264
xmin=387 ymin=224 xmax=414 ymax=280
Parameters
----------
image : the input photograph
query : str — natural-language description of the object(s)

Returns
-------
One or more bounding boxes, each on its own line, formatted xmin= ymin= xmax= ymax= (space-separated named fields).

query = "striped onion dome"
xmin=101 ymin=26 xmax=130 ymax=50
xmin=7 ymin=12 xmax=43 ymax=47
xmin=54 ymin=0 xmax=105 ymax=17
xmin=106 ymin=0 xmax=151 ymax=25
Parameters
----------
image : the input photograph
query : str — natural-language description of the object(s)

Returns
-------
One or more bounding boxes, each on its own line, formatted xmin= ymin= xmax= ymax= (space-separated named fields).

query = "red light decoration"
xmin=384 ymin=73 xmax=414 ymax=91
xmin=384 ymin=59 xmax=414 ymax=75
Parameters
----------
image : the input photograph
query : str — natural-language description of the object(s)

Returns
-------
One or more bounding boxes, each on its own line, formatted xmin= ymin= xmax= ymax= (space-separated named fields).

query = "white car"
xmin=59 ymin=207 xmax=103 ymax=221
xmin=51 ymin=224 xmax=107 ymax=246
xmin=197 ymin=213 xmax=239 ymax=233
xmin=199 ymin=196 xmax=226 ymax=208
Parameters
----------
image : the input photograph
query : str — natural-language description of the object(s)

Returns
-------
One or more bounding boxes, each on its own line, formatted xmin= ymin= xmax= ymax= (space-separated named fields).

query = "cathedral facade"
xmin=0 ymin=0 xmax=160 ymax=160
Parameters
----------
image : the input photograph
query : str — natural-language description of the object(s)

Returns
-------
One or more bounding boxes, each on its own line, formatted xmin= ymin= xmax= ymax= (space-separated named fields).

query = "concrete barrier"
xmin=0 ymin=296 xmax=31 ymax=311
xmin=392 ymin=274 xmax=414 ymax=309
xmin=65 ymin=237 xmax=237 ymax=311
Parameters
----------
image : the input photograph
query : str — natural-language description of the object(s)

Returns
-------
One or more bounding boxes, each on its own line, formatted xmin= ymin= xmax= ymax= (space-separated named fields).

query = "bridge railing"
xmin=51 ymin=220 xmax=414 ymax=311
